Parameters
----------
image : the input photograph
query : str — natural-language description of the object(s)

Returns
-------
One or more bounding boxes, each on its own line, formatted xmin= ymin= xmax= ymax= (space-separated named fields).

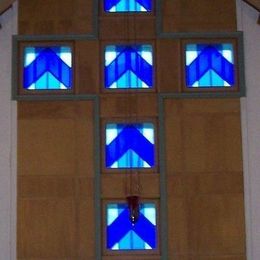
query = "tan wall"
xmin=17 ymin=0 xmax=246 ymax=259
xmin=18 ymin=0 xmax=94 ymax=35
xmin=17 ymin=101 xmax=95 ymax=259
xmin=165 ymin=99 xmax=245 ymax=259
xmin=162 ymin=0 xmax=237 ymax=32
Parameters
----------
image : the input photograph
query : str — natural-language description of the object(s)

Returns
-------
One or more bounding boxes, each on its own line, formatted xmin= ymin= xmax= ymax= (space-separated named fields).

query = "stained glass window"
xmin=185 ymin=43 xmax=235 ymax=88
xmin=105 ymin=123 xmax=155 ymax=168
xmin=23 ymin=46 xmax=72 ymax=90
xmin=105 ymin=45 xmax=153 ymax=89
xmin=104 ymin=0 xmax=152 ymax=12
xmin=106 ymin=202 xmax=157 ymax=250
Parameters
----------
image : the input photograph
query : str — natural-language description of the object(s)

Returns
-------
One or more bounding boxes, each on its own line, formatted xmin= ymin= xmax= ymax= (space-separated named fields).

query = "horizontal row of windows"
xmin=21 ymin=42 xmax=237 ymax=92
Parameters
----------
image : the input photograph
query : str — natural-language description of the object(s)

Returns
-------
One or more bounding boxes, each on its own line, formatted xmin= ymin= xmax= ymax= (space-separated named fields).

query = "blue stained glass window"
xmin=185 ymin=43 xmax=235 ymax=88
xmin=106 ymin=203 xmax=157 ymax=250
xmin=23 ymin=46 xmax=72 ymax=90
xmin=104 ymin=0 xmax=152 ymax=12
xmin=105 ymin=45 xmax=153 ymax=89
xmin=105 ymin=123 xmax=155 ymax=168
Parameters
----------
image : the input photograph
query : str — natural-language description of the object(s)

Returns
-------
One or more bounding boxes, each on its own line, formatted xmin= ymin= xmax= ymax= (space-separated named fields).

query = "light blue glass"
xmin=185 ymin=43 xmax=235 ymax=88
xmin=105 ymin=45 xmax=153 ymax=89
xmin=23 ymin=46 xmax=72 ymax=90
xmin=105 ymin=123 xmax=155 ymax=168
xmin=107 ymin=203 xmax=157 ymax=250
xmin=104 ymin=0 xmax=152 ymax=12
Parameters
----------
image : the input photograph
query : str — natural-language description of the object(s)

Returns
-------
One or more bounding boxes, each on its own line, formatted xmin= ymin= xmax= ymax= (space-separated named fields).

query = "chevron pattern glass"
xmin=104 ymin=0 xmax=152 ymax=12
xmin=185 ymin=43 xmax=235 ymax=88
xmin=104 ymin=44 xmax=153 ymax=89
xmin=106 ymin=202 xmax=157 ymax=250
xmin=23 ymin=46 xmax=72 ymax=90
xmin=105 ymin=123 xmax=155 ymax=168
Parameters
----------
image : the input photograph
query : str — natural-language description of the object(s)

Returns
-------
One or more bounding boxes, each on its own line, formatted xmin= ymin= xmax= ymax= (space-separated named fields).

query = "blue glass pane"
xmin=105 ymin=45 xmax=153 ymax=89
xmin=23 ymin=46 xmax=72 ymax=90
xmin=104 ymin=0 xmax=152 ymax=12
xmin=105 ymin=123 xmax=155 ymax=168
xmin=107 ymin=203 xmax=157 ymax=250
xmin=185 ymin=43 xmax=235 ymax=88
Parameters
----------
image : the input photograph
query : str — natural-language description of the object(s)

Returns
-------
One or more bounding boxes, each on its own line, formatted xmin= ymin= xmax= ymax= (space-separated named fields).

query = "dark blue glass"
xmin=185 ymin=43 xmax=235 ymax=87
xmin=23 ymin=46 xmax=72 ymax=90
xmin=105 ymin=123 xmax=155 ymax=168
xmin=105 ymin=45 xmax=153 ymax=89
xmin=104 ymin=0 xmax=152 ymax=12
xmin=107 ymin=203 xmax=157 ymax=250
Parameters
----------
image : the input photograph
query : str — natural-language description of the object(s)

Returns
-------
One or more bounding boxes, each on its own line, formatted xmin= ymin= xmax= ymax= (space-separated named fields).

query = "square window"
xmin=185 ymin=43 xmax=235 ymax=88
xmin=105 ymin=122 xmax=155 ymax=169
xmin=106 ymin=202 xmax=157 ymax=250
xmin=104 ymin=0 xmax=152 ymax=12
xmin=104 ymin=44 xmax=153 ymax=89
xmin=23 ymin=46 xmax=73 ymax=90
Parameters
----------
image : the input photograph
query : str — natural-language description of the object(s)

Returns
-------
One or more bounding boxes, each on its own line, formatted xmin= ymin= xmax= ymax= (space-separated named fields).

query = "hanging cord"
xmin=127 ymin=8 xmax=142 ymax=226
xmin=124 ymin=7 xmax=141 ymax=224
xmin=124 ymin=7 xmax=131 ymax=197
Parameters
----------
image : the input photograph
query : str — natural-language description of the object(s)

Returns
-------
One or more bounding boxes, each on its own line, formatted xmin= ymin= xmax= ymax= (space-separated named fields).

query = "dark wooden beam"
xmin=242 ymin=0 xmax=260 ymax=24
xmin=242 ymin=0 xmax=260 ymax=12
xmin=0 ymin=0 xmax=16 ymax=16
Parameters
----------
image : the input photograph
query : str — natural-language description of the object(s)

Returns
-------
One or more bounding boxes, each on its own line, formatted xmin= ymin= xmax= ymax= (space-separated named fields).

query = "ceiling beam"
xmin=0 ymin=0 xmax=16 ymax=16
xmin=242 ymin=0 xmax=260 ymax=24
xmin=243 ymin=0 xmax=260 ymax=12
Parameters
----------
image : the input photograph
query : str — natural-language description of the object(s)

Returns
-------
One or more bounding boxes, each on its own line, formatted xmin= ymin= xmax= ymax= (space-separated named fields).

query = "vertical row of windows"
xmin=103 ymin=2 xmax=157 ymax=253
xmin=105 ymin=121 xmax=157 ymax=252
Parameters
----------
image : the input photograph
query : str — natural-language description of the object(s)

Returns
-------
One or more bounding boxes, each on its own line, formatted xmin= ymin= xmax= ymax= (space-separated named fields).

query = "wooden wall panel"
xmin=18 ymin=199 xmax=77 ymax=258
xmin=18 ymin=176 xmax=76 ymax=198
xmin=162 ymin=0 xmax=237 ymax=33
xmin=18 ymin=118 xmax=77 ymax=176
xmin=157 ymin=39 xmax=181 ymax=93
xmin=165 ymin=99 xmax=243 ymax=173
xmin=101 ymin=174 xmax=160 ymax=198
xmin=100 ymin=94 xmax=158 ymax=118
xmin=17 ymin=101 xmax=95 ymax=259
xmin=165 ymin=99 xmax=246 ymax=259
xmin=19 ymin=0 xmax=93 ymax=35
xmin=75 ymin=41 xmax=100 ymax=94
xmin=18 ymin=101 xmax=94 ymax=177
xmin=99 ymin=16 xmax=155 ymax=40
xmin=78 ymin=200 xmax=95 ymax=259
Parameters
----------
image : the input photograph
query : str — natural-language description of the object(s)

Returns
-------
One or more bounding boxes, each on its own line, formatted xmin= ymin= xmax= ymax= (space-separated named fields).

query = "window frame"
xmin=101 ymin=118 xmax=158 ymax=173
xmin=102 ymin=199 xmax=160 ymax=256
xmin=101 ymin=41 xmax=156 ymax=93
xmin=181 ymin=38 xmax=240 ymax=93
xmin=18 ymin=41 xmax=75 ymax=96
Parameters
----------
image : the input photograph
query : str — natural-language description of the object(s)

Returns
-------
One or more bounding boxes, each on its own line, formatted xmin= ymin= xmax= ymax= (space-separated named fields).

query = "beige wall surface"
xmin=237 ymin=0 xmax=260 ymax=259
xmin=0 ymin=2 xmax=17 ymax=260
